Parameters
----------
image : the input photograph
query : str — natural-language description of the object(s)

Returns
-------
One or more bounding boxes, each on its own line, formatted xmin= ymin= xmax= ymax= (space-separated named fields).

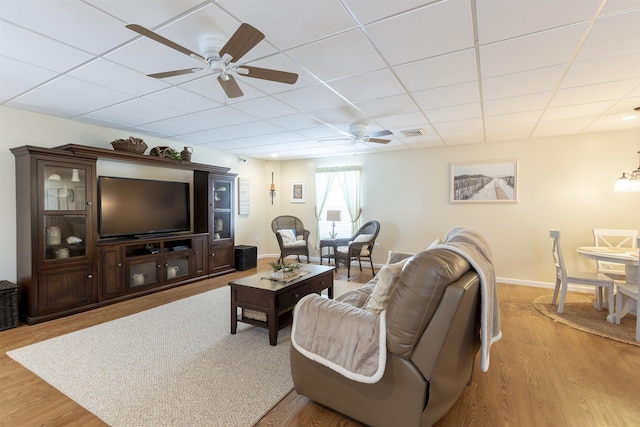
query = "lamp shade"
xmin=326 ymin=210 xmax=341 ymax=222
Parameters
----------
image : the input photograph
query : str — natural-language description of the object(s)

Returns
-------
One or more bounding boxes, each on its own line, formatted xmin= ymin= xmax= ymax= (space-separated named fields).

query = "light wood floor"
xmin=1 ymin=259 xmax=639 ymax=426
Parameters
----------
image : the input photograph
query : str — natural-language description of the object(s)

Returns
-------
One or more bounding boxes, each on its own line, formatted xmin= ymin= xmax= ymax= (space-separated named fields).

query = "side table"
xmin=320 ymin=238 xmax=337 ymax=265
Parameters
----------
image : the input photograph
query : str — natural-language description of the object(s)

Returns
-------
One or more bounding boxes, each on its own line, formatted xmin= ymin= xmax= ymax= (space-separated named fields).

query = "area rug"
xmin=534 ymin=293 xmax=639 ymax=347
xmin=7 ymin=280 xmax=361 ymax=426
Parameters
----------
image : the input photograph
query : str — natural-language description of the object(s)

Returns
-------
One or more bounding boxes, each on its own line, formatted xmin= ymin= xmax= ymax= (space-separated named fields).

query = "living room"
xmin=1 ymin=1 xmax=640 ymax=426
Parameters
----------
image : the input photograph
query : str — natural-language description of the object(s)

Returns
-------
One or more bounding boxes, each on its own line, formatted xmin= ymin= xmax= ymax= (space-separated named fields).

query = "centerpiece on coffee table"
xmin=269 ymin=261 xmax=302 ymax=281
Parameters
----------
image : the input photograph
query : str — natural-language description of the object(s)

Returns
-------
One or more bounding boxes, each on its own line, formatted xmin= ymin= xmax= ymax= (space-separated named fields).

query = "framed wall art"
xmin=290 ymin=180 xmax=305 ymax=203
xmin=238 ymin=177 xmax=250 ymax=215
xmin=450 ymin=159 xmax=518 ymax=203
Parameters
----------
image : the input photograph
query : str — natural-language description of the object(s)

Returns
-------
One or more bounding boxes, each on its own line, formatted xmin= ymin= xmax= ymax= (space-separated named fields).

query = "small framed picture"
xmin=450 ymin=159 xmax=518 ymax=203
xmin=291 ymin=181 xmax=305 ymax=203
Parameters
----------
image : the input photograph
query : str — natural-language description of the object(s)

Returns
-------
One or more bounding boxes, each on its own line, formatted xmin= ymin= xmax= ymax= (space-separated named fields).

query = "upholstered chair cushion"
xmin=365 ymin=258 xmax=408 ymax=314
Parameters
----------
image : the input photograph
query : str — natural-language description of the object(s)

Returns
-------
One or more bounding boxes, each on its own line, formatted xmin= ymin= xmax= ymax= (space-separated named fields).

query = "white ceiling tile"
xmin=344 ymin=0 xmax=441 ymax=25
xmin=217 ymin=0 xmax=356 ymax=50
xmin=307 ymin=105 xmax=364 ymax=126
xmin=0 ymin=21 xmax=94 ymax=73
xmin=482 ymin=66 xmax=565 ymax=100
xmin=425 ymin=102 xmax=482 ymax=123
xmin=274 ymin=84 xmax=349 ymax=112
xmin=0 ymin=0 xmax=131 ymax=54
xmin=561 ymin=51 xmax=640 ymax=88
xmin=432 ymin=118 xmax=484 ymax=133
xmin=413 ymin=81 xmax=480 ymax=110
xmin=373 ymin=111 xmax=429 ymax=130
xmin=230 ymin=96 xmax=298 ymax=120
xmin=194 ymin=105 xmax=258 ymax=127
xmin=541 ymin=100 xmax=616 ymax=121
xmin=584 ymin=111 xmax=640 ymax=133
xmin=354 ymin=94 xmax=418 ymax=118
xmin=267 ymin=113 xmax=325 ymax=131
xmin=287 ymin=30 xmax=386 ymax=81
xmin=365 ymin=0 xmax=474 ymax=65
xmin=476 ymin=0 xmax=600 ymax=44
xmin=0 ymin=80 xmax=30 ymax=102
xmin=327 ymin=69 xmax=405 ymax=104
xmin=0 ymin=56 xmax=58 ymax=90
xmin=484 ymin=111 xmax=543 ymax=129
xmin=485 ymin=124 xmax=536 ymax=143
xmin=69 ymin=59 xmax=170 ymax=96
xmin=550 ymin=79 xmax=639 ymax=108
xmin=532 ymin=116 xmax=597 ymax=137
xmin=393 ymin=49 xmax=478 ymax=92
xmin=480 ymin=23 xmax=590 ymax=78
xmin=144 ymin=87 xmax=220 ymax=113
xmin=483 ymin=93 xmax=552 ymax=117
xmin=39 ymin=76 xmax=132 ymax=107
xmin=6 ymin=89 xmax=99 ymax=118
xmin=439 ymin=129 xmax=485 ymax=146
xmin=85 ymin=0 xmax=205 ymax=28
xmin=577 ymin=9 xmax=640 ymax=61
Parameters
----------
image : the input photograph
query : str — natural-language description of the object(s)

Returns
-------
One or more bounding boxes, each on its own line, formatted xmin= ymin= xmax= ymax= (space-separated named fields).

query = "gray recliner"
xmin=290 ymin=248 xmax=482 ymax=427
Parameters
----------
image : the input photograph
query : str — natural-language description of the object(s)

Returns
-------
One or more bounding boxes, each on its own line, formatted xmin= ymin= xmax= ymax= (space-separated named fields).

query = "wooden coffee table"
xmin=229 ymin=264 xmax=334 ymax=345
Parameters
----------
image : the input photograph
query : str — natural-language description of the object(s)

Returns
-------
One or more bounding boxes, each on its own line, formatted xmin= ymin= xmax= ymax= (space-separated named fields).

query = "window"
xmin=315 ymin=166 xmax=361 ymax=240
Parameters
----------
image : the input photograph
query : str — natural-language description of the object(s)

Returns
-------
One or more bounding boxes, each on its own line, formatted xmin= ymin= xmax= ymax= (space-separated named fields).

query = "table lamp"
xmin=326 ymin=210 xmax=341 ymax=239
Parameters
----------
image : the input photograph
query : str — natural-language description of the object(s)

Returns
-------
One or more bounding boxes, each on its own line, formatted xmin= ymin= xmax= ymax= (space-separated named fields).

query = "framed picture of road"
xmin=450 ymin=159 xmax=518 ymax=203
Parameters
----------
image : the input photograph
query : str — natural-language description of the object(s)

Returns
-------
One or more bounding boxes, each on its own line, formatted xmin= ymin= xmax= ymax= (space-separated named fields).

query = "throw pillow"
xmin=278 ymin=229 xmax=297 ymax=244
xmin=365 ymin=258 xmax=407 ymax=314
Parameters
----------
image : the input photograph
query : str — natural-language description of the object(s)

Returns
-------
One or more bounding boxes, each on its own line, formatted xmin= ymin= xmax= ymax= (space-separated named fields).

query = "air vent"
xmin=401 ymin=128 xmax=426 ymax=137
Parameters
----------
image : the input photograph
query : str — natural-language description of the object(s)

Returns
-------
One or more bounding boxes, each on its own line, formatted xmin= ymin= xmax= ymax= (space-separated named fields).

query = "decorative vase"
xmin=271 ymin=270 xmax=295 ymax=281
xmin=180 ymin=146 xmax=193 ymax=162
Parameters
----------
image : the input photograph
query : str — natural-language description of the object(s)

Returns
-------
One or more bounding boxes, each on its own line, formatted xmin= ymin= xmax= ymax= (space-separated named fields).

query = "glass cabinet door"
xmin=43 ymin=165 xmax=87 ymax=211
xmin=41 ymin=162 xmax=91 ymax=261
xmin=213 ymin=180 xmax=231 ymax=210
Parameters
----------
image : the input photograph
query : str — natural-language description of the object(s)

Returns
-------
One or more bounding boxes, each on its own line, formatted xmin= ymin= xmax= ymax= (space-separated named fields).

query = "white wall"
xmin=1 ymin=105 xmax=639 ymax=287
xmin=273 ymin=131 xmax=640 ymax=285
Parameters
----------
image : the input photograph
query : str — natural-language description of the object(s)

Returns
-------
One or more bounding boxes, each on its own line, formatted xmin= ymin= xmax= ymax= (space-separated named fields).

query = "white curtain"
xmin=315 ymin=166 xmax=361 ymax=246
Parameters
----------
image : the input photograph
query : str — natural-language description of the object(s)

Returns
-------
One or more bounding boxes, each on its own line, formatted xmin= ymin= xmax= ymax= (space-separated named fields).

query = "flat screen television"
xmin=98 ymin=176 xmax=191 ymax=239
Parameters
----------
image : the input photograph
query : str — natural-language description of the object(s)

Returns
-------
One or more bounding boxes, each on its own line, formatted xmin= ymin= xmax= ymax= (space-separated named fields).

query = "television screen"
xmin=98 ymin=176 xmax=191 ymax=238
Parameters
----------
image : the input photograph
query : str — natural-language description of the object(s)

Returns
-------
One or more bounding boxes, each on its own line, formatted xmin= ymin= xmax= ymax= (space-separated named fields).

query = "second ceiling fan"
xmin=323 ymin=123 xmax=393 ymax=144
xmin=126 ymin=22 xmax=298 ymax=98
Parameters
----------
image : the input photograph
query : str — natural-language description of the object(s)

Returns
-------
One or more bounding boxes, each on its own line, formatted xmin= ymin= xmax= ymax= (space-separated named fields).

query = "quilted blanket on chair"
xmin=291 ymin=294 xmax=387 ymax=384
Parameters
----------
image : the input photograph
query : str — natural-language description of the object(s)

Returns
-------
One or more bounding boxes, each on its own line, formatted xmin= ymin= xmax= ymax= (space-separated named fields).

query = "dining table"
xmin=577 ymin=245 xmax=639 ymax=340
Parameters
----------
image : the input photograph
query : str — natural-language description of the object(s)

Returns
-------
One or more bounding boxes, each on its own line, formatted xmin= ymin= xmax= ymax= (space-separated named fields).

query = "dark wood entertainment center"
xmin=11 ymin=144 xmax=237 ymax=324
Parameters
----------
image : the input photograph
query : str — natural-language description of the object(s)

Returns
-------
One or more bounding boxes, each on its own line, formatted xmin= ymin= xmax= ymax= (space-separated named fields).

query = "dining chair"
xmin=550 ymin=230 xmax=615 ymax=315
xmin=593 ymin=228 xmax=638 ymax=279
xmin=614 ymin=238 xmax=640 ymax=341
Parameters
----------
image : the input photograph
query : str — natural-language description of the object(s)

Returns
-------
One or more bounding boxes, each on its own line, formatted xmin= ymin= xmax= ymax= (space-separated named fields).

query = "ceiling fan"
xmin=322 ymin=123 xmax=393 ymax=144
xmin=125 ymin=23 xmax=298 ymax=98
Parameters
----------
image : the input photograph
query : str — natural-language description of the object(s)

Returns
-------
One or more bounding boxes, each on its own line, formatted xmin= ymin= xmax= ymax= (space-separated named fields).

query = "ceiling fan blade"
xmin=148 ymin=68 xmax=203 ymax=79
xmin=218 ymin=74 xmax=244 ymax=98
xmin=239 ymin=66 xmax=298 ymax=84
xmin=366 ymin=138 xmax=391 ymax=144
xmin=219 ymin=23 xmax=265 ymax=63
xmin=126 ymin=24 xmax=206 ymax=62
xmin=367 ymin=129 xmax=393 ymax=138
xmin=320 ymin=137 xmax=352 ymax=142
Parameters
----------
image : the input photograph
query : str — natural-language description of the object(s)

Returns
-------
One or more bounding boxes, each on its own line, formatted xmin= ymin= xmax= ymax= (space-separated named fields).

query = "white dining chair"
xmin=614 ymin=237 xmax=639 ymax=341
xmin=593 ymin=228 xmax=638 ymax=279
xmin=550 ymin=230 xmax=615 ymax=315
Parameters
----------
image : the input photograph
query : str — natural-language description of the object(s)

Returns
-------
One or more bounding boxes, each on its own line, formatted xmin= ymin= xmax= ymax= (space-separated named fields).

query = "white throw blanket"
xmin=435 ymin=227 xmax=502 ymax=372
xmin=291 ymin=295 xmax=387 ymax=383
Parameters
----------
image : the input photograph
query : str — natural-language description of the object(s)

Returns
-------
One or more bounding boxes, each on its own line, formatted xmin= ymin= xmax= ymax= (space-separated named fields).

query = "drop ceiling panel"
xmin=344 ymin=0 xmax=441 ymax=25
xmin=393 ymin=49 xmax=478 ymax=92
xmin=561 ymin=50 xmax=640 ymax=88
xmin=480 ymin=23 xmax=590 ymax=78
xmin=483 ymin=92 xmax=552 ymax=117
xmin=143 ymin=87 xmax=220 ymax=113
xmin=0 ymin=1 xmax=131 ymax=54
xmin=274 ymin=84 xmax=349 ymax=112
xmin=327 ymin=69 xmax=405 ymax=104
xmin=68 ymin=59 xmax=170 ymax=97
xmin=413 ymin=81 xmax=480 ymax=110
xmin=0 ymin=56 xmax=58 ymax=94
xmin=84 ymin=0 xmax=205 ymax=29
xmin=476 ymin=0 xmax=599 ymax=44
xmin=217 ymin=0 xmax=356 ymax=50
xmin=230 ymin=96 xmax=299 ymax=120
xmin=287 ymin=30 xmax=386 ymax=81
xmin=364 ymin=0 xmax=474 ymax=66
xmin=482 ymin=66 xmax=565 ymax=100
xmin=576 ymin=9 xmax=640 ymax=61
xmin=0 ymin=22 xmax=94 ymax=73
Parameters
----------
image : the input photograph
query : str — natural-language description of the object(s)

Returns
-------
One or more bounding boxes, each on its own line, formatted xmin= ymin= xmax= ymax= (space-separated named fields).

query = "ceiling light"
xmin=614 ymin=150 xmax=640 ymax=192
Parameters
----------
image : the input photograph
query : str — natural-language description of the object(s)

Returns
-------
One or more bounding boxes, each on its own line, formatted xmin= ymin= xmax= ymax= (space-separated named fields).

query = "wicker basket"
xmin=0 ymin=280 xmax=18 ymax=331
xmin=111 ymin=138 xmax=148 ymax=154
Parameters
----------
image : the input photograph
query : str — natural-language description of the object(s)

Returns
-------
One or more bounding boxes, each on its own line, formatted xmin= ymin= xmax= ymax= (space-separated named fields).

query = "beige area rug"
xmin=534 ymin=293 xmax=639 ymax=347
xmin=7 ymin=280 xmax=361 ymax=426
